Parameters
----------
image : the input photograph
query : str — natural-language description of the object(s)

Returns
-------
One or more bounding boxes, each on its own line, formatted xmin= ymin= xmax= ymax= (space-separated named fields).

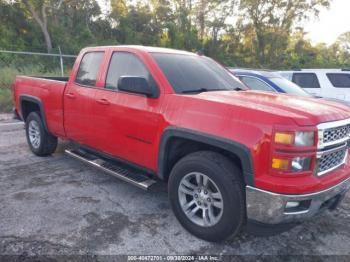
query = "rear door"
xmin=64 ymin=51 xmax=105 ymax=145
xmin=292 ymin=72 xmax=321 ymax=97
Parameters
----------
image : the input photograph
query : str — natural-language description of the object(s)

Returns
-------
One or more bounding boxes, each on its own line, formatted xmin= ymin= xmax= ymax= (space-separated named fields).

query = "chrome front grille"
xmin=317 ymin=148 xmax=347 ymax=175
xmin=317 ymin=118 xmax=350 ymax=176
xmin=323 ymin=124 xmax=350 ymax=144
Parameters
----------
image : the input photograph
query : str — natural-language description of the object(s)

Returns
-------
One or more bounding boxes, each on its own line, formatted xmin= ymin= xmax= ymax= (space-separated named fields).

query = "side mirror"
xmin=118 ymin=76 xmax=157 ymax=98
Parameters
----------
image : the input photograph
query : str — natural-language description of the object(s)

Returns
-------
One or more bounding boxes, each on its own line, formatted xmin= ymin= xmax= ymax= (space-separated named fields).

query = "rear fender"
xmin=19 ymin=95 xmax=49 ymax=132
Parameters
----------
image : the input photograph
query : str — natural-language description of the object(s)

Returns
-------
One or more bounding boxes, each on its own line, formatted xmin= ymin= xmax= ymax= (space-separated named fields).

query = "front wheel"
xmin=168 ymin=151 xmax=245 ymax=242
xmin=25 ymin=112 xmax=58 ymax=156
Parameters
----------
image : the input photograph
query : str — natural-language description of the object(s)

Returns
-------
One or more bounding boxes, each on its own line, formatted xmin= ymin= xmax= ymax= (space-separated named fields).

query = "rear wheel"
xmin=168 ymin=151 xmax=245 ymax=242
xmin=25 ymin=112 xmax=57 ymax=156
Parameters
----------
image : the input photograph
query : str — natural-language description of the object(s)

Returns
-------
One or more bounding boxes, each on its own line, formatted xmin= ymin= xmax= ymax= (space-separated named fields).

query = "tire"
xmin=25 ymin=111 xmax=57 ymax=156
xmin=168 ymin=151 xmax=245 ymax=242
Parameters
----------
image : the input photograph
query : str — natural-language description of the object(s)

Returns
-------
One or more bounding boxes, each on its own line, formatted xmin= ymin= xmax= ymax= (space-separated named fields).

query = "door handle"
xmin=96 ymin=98 xmax=110 ymax=105
xmin=65 ymin=93 xmax=76 ymax=99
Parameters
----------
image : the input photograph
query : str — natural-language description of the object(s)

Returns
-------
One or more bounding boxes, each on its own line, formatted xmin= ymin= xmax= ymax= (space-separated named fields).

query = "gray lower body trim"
xmin=246 ymin=177 xmax=350 ymax=224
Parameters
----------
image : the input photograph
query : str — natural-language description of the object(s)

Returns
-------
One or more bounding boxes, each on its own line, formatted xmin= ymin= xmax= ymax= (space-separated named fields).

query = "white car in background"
xmin=279 ymin=69 xmax=350 ymax=101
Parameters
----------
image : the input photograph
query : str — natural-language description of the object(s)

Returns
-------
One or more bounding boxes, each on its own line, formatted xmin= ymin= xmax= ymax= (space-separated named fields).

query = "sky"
xmin=98 ymin=0 xmax=350 ymax=46
xmin=304 ymin=0 xmax=350 ymax=45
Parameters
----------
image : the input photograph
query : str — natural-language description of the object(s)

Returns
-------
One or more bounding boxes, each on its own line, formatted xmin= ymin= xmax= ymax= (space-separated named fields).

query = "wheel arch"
xmin=158 ymin=127 xmax=255 ymax=186
xmin=19 ymin=95 xmax=49 ymax=132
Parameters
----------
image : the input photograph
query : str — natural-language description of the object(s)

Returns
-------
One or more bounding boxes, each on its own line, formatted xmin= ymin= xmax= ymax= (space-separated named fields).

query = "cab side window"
xmin=327 ymin=73 xmax=350 ymax=88
xmin=239 ymin=76 xmax=275 ymax=92
xmin=105 ymin=52 xmax=156 ymax=90
xmin=292 ymin=73 xmax=320 ymax=88
xmin=75 ymin=52 xmax=104 ymax=87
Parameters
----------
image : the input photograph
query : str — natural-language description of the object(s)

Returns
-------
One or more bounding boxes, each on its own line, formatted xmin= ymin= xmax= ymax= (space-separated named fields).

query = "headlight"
xmin=274 ymin=131 xmax=314 ymax=147
xmin=291 ymin=157 xmax=312 ymax=172
xmin=294 ymin=132 xmax=314 ymax=147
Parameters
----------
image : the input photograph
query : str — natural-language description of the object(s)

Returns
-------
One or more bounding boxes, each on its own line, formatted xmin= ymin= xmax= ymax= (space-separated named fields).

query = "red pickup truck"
xmin=13 ymin=46 xmax=350 ymax=241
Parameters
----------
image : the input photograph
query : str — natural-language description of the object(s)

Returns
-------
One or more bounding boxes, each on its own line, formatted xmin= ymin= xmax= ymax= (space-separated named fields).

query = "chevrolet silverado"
xmin=12 ymin=46 xmax=350 ymax=241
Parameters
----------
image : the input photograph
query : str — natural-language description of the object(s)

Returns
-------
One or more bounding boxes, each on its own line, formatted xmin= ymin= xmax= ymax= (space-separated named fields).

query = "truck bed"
xmin=13 ymin=75 xmax=68 ymax=137
xmin=39 ymin=76 xmax=69 ymax=82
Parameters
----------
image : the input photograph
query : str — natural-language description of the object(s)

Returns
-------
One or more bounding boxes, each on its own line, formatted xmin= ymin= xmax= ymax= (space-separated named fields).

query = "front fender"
xmin=158 ymin=127 xmax=254 ymax=186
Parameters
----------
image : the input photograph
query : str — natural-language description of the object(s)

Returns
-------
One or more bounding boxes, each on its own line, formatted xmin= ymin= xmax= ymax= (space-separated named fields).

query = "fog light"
xmin=286 ymin=201 xmax=300 ymax=208
xmin=284 ymin=200 xmax=311 ymax=214
xmin=291 ymin=157 xmax=311 ymax=172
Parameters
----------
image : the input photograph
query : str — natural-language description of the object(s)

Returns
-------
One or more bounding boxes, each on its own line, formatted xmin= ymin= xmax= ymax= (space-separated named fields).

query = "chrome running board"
xmin=65 ymin=149 xmax=157 ymax=190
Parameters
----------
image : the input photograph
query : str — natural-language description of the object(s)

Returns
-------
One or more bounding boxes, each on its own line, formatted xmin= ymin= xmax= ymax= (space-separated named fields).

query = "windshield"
xmin=268 ymin=77 xmax=311 ymax=97
xmin=152 ymin=53 xmax=246 ymax=94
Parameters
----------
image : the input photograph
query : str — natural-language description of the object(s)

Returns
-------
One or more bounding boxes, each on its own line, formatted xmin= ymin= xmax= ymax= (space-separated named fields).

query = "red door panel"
xmin=92 ymin=89 xmax=163 ymax=170
xmin=64 ymin=84 xmax=97 ymax=145
xmin=63 ymin=51 xmax=105 ymax=145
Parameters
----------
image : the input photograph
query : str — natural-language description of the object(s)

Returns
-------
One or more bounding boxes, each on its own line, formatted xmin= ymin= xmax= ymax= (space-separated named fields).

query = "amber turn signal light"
xmin=274 ymin=132 xmax=294 ymax=145
xmin=272 ymin=158 xmax=289 ymax=170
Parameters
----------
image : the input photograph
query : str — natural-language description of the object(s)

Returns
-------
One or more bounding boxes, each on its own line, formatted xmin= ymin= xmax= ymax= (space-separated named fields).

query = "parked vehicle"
xmin=230 ymin=69 xmax=350 ymax=107
xmin=229 ymin=69 xmax=311 ymax=96
xmin=13 ymin=46 xmax=350 ymax=242
xmin=279 ymin=69 xmax=350 ymax=101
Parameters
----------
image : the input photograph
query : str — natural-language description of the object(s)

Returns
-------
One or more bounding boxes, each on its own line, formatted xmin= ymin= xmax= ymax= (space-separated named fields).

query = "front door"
xmin=92 ymin=51 xmax=163 ymax=170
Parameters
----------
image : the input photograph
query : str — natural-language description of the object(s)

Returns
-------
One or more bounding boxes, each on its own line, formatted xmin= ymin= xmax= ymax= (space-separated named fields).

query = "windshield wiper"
xmin=181 ymin=88 xmax=231 ymax=94
xmin=181 ymin=88 xmax=215 ymax=94
xmin=234 ymin=86 xmax=247 ymax=91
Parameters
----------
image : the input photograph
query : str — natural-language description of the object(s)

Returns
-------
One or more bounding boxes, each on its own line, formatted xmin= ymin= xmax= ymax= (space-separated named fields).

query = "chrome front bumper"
xmin=246 ymin=177 xmax=350 ymax=224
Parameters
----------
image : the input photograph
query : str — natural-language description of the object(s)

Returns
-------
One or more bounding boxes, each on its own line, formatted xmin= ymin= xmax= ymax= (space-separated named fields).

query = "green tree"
xmin=0 ymin=0 xmax=349 ymax=73
xmin=239 ymin=0 xmax=331 ymax=67
xmin=21 ymin=0 xmax=54 ymax=53
xmin=337 ymin=32 xmax=350 ymax=53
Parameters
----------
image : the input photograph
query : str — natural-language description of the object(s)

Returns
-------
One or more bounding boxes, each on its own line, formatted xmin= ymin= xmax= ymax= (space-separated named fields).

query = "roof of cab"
xmin=83 ymin=45 xmax=196 ymax=56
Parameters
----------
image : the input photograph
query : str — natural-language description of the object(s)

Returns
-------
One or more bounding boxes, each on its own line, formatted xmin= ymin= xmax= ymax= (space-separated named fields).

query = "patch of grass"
xmin=0 ymin=87 xmax=12 ymax=112
xmin=0 ymin=66 xmax=63 ymax=113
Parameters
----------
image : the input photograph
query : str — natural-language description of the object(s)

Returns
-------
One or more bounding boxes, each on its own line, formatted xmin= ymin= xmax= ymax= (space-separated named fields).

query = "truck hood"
xmin=194 ymin=90 xmax=350 ymax=126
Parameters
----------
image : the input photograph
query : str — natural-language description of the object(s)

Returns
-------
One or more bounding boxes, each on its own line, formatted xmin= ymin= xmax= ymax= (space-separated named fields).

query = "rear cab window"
xmin=75 ymin=52 xmax=104 ymax=87
xmin=292 ymin=73 xmax=320 ymax=89
xmin=326 ymin=73 xmax=350 ymax=88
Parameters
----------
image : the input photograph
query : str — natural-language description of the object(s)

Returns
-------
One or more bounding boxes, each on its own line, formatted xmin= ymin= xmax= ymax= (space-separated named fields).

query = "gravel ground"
xmin=0 ymin=113 xmax=13 ymax=122
xmin=0 ymin=115 xmax=350 ymax=261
